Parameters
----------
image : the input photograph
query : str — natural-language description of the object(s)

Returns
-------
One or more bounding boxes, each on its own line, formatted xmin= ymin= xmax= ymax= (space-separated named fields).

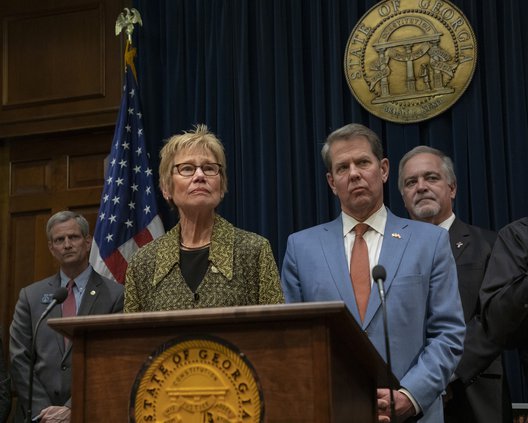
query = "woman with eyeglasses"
xmin=124 ymin=125 xmax=284 ymax=312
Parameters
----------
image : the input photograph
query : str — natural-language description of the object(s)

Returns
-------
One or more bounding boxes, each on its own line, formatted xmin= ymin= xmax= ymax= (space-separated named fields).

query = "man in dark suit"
xmin=282 ymin=124 xmax=465 ymax=423
xmin=9 ymin=211 xmax=124 ymax=423
xmin=0 ymin=331 xmax=11 ymax=423
xmin=480 ymin=217 xmax=528 ymax=376
xmin=398 ymin=146 xmax=509 ymax=422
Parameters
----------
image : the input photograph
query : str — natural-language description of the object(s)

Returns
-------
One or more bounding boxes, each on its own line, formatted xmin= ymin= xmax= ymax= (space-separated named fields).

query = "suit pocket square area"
xmin=392 ymin=275 xmax=424 ymax=286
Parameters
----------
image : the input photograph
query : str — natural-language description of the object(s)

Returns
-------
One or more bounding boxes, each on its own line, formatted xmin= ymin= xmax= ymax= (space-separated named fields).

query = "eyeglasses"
xmin=172 ymin=163 xmax=222 ymax=177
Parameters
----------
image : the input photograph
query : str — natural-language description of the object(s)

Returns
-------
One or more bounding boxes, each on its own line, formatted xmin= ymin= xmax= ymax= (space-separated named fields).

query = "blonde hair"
xmin=159 ymin=124 xmax=228 ymax=196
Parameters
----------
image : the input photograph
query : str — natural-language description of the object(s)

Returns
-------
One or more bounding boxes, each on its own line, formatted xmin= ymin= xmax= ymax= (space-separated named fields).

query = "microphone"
xmin=372 ymin=265 xmax=395 ymax=420
xmin=26 ymin=287 xmax=68 ymax=423
xmin=41 ymin=287 xmax=68 ymax=319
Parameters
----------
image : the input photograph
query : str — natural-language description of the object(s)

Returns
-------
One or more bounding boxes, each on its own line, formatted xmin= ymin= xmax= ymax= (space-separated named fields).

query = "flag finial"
xmin=115 ymin=8 xmax=143 ymax=44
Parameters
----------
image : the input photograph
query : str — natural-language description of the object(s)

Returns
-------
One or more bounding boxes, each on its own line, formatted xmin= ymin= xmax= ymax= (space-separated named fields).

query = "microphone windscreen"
xmin=53 ymin=287 xmax=69 ymax=304
xmin=372 ymin=265 xmax=387 ymax=282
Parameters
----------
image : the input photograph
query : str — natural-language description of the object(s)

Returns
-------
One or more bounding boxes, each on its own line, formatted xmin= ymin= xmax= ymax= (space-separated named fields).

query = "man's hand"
xmin=377 ymin=389 xmax=415 ymax=423
xmin=442 ymin=382 xmax=454 ymax=406
xmin=38 ymin=405 xmax=71 ymax=423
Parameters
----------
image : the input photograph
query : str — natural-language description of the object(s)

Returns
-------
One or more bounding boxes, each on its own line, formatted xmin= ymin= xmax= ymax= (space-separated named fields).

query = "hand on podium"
xmin=37 ymin=405 xmax=71 ymax=423
xmin=377 ymin=388 xmax=415 ymax=422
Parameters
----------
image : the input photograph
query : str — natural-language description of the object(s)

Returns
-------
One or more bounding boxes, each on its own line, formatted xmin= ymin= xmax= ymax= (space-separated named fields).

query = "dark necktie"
xmin=350 ymin=223 xmax=370 ymax=322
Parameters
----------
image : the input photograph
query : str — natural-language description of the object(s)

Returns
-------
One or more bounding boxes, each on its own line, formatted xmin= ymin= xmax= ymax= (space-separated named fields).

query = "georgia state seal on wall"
xmin=130 ymin=336 xmax=263 ymax=422
xmin=344 ymin=0 xmax=477 ymax=123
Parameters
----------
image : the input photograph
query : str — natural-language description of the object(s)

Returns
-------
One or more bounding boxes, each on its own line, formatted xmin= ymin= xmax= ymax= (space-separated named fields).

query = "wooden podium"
xmin=48 ymin=301 xmax=396 ymax=422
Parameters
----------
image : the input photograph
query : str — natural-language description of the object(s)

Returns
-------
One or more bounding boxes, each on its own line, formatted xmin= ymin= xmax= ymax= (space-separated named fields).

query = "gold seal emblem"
xmin=344 ymin=0 xmax=477 ymax=123
xmin=131 ymin=337 xmax=263 ymax=422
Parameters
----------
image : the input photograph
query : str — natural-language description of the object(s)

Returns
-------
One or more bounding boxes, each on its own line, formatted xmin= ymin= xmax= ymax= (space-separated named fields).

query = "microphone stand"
xmin=26 ymin=316 xmax=45 ymax=423
xmin=26 ymin=287 xmax=68 ymax=423
xmin=373 ymin=265 xmax=396 ymax=420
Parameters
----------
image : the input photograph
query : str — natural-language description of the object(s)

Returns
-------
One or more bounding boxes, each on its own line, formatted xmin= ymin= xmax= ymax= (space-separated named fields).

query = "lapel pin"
xmin=456 ymin=242 xmax=463 ymax=249
xmin=391 ymin=233 xmax=401 ymax=239
xmin=41 ymin=293 xmax=54 ymax=304
xmin=211 ymin=266 xmax=219 ymax=273
xmin=90 ymin=290 xmax=96 ymax=296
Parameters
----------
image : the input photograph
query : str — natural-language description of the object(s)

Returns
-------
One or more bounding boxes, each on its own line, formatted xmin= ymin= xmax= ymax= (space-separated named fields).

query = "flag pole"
xmin=89 ymin=7 xmax=164 ymax=283
xmin=116 ymin=7 xmax=143 ymax=78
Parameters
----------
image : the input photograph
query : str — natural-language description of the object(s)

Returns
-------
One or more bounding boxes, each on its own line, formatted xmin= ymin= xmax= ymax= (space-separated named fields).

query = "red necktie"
xmin=62 ymin=279 xmax=77 ymax=317
xmin=62 ymin=280 xmax=76 ymax=346
xmin=350 ymin=223 xmax=371 ymax=322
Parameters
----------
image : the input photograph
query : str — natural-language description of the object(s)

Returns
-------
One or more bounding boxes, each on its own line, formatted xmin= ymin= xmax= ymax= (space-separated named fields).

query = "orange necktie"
xmin=350 ymin=223 xmax=370 ymax=322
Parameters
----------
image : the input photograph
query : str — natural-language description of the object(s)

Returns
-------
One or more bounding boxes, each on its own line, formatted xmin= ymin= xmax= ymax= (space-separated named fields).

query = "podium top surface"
xmin=47 ymin=301 xmax=353 ymax=337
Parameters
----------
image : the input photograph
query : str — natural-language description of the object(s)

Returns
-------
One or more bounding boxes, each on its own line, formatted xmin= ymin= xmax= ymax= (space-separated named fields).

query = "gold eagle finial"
xmin=115 ymin=8 xmax=143 ymax=43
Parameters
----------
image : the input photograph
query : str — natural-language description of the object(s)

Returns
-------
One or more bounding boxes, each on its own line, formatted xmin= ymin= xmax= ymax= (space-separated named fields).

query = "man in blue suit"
xmin=281 ymin=123 xmax=465 ymax=422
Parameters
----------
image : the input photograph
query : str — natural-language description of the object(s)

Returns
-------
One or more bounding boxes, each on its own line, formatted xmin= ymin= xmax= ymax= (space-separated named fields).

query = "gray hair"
xmin=46 ymin=211 xmax=89 ymax=240
xmin=321 ymin=123 xmax=384 ymax=170
xmin=398 ymin=145 xmax=457 ymax=193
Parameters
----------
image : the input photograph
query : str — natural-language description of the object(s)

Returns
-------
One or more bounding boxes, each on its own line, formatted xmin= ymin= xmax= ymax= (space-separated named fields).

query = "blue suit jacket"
xmin=281 ymin=209 xmax=465 ymax=422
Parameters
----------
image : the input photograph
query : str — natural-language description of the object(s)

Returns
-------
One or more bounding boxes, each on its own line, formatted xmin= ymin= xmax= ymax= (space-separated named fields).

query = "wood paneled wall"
xmin=0 ymin=0 xmax=127 ymax=389
xmin=0 ymin=0 xmax=126 ymax=137
xmin=2 ymin=130 xmax=113 ymax=328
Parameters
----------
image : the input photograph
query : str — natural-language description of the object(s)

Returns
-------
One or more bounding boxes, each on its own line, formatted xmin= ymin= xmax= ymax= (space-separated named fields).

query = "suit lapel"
xmin=47 ymin=276 xmax=63 ymax=318
xmin=363 ymin=211 xmax=410 ymax=327
xmin=77 ymin=272 xmax=102 ymax=316
xmin=45 ymin=276 xmax=67 ymax=354
xmin=448 ymin=218 xmax=470 ymax=260
xmin=320 ymin=217 xmax=361 ymax=321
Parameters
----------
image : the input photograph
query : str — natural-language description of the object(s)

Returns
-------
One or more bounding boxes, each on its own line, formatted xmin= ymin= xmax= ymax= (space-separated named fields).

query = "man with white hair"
xmin=399 ymin=146 xmax=509 ymax=423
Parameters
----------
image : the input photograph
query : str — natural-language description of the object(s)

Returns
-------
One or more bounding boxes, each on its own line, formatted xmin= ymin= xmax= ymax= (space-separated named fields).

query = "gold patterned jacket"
xmin=124 ymin=214 xmax=284 ymax=312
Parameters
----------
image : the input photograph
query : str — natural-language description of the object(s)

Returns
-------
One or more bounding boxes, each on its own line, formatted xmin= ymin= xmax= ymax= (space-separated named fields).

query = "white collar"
xmin=341 ymin=205 xmax=387 ymax=237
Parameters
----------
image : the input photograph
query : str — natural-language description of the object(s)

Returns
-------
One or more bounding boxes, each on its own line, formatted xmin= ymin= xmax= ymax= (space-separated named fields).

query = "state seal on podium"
xmin=130 ymin=336 xmax=263 ymax=422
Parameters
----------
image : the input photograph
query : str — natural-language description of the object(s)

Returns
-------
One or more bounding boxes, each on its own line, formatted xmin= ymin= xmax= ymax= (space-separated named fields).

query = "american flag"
xmin=90 ymin=42 xmax=165 ymax=283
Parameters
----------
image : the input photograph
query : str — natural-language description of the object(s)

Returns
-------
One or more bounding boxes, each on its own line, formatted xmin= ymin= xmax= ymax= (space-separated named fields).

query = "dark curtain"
xmin=132 ymin=0 xmax=528 ymax=400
